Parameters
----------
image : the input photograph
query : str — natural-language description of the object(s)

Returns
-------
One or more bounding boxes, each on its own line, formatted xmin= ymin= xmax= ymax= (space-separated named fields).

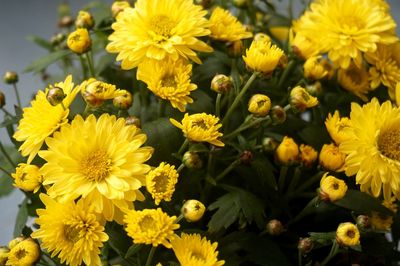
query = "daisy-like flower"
xmin=124 ymin=208 xmax=179 ymax=248
xmin=171 ymin=233 xmax=225 ymax=266
xmin=336 ymin=222 xmax=360 ymax=246
xmin=106 ymin=0 xmax=213 ymax=69
xmin=31 ymin=194 xmax=108 ymax=266
xmin=289 ymin=86 xmax=319 ymax=112
xmin=137 ymin=59 xmax=197 ymax=112
xmin=299 ymin=144 xmax=318 ymax=167
xmin=6 ymin=238 xmax=40 ymax=266
xmin=293 ymin=0 xmax=397 ymax=69
xmin=170 ymin=113 xmax=224 ymax=147
xmin=303 ymin=56 xmax=329 ymax=80
xmin=319 ymin=143 xmax=346 ymax=172
xmin=325 ymin=111 xmax=353 ymax=145
xmin=146 ymin=162 xmax=179 ymax=205
xmin=12 ymin=163 xmax=43 ymax=193
xmin=338 ymin=63 xmax=373 ymax=101
xmin=80 ymin=78 xmax=125 ymax=107
xmin=39 ymin=114 xmax=153 ymax=222
xmin=13 ymin=75 xmax=79 ymax=163
xmin=209 ymin=7 xmax=252 ymax=42
xmin=243 ymin=38 xmax=284 ymax=75
xmin=340 ymin=98 xmax=400 ymax=199
xmin=319 ymin=173 xmax=348 ymax=202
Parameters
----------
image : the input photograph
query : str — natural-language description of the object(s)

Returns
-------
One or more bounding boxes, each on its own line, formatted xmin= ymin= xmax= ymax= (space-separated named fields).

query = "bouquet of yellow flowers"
xmin=1 ymin=0 xmax=400 ymax=265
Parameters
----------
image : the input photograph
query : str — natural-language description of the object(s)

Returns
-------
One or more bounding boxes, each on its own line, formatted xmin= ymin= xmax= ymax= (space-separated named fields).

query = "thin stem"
xmin=215 ymin=93 xmax=222 ymax=117
xmin=287 ymin=166 xmax=302 ymax=194
xmin=177 ymin=139 xmax=189 ymax=156
xmin=157 ymin=99 xmax=166 ymax=118
xmin=60 ymin=102 xmax=67 ymax=111
xmin=222 ymin=72 xmax=258 ymax=126
xmin=295 ymin=171 xmax=323 ymax=194
xmin=1 ymin=107 xmax=13 ymax=117
xmin=83 ymin=104 xmax=91 ymax=117
xmin=175 ymin=214 xmax=184 ymax=223
xmin=321 ymin=241 xmax=339 ymax=266
xmin=145 ymin=246 xmax=156 ymax=266
xmin=0 ymin=142 xmax=16 ymax=167
xmin=224 ymin=116 xmax=271 ymax=140
xmin=177 ymin=164 xmax=185 ymax=173
xmin=278 ymin=60 xmax=297 ymax=89
xmin=0 ymin=165 xmax=13 ymax=178
xmin=215 ymin=159 xmax=240 ymax=181
xmin=13 ymin=84 xmax=22 ymax=107
xmin=86 ymin=52 xmax=96 ymax=78
xmin=80 ymin=55 xmax=88 ymax=79
xmin=278 ymin=165 xmax=289 ymax=191
xmin=206 ymin=146 xmax=215 ymax=177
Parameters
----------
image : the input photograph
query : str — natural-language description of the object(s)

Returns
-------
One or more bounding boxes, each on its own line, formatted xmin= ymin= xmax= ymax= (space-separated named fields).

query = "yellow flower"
xmin=210 ymin=74 xmax=233 ymax=94
xmin=12 ymin=163 xmax=43 ymax=193
xmin=303 ymin=56 xmax=329 ymax=80
xmin=319 ymin=143 xmax=345 ymax=172
xmin=80 ymin=78 xmax=125 ymax=107
xmin=243 ymin=38 xmax=284 ymax=75
xmin=370 ymin=198 xmax=397 ymax=231
xmin=319 ymin=173 xmax=348 ymax=202
xmin=299 ymin=144 xmax=318 ymax=167
xmin=171 ymin=233 xmax=225 ymax=266
xmin=6 ymin=238 xmax=40 ymax=266
xmin=170 ymin=113 xmax=224 ymax=147
xmin=39 ymin=114 xmax=153 ymax=222
xmin=248 ymin=94 xmax=271 ymax=117
xmin=75 ymin=10 xmax=94 ymax=29
xmin=325 ymin=111 xmax=353 ymax=145
xmin=209 ymin=7 xmax=252 ymax=42
xmin=269 ymin=26 xmax=289 ymax=42
xmin=338 ymin=63 xmax=373 ymax=101
xmin=13 ymin=75 xmax=79 ymax=163
xmin=137 ymin=59 xmax=197 ymax=112
xmin=336 ymin=222 xmax=360 ymax=246
xmin=111 ymin=1 xmax=130 ymax=18
xmin=340 ymin=98 xmax=400 ymax=199
xmin=275 ymin=136 xmax=299 ymax=164
xmin=289 ymin=30 xmax=319 ymax=60
xmin=0 ymin=246 xmax=8 ymax=265
xmin=294 ymin=0 xmax=397 ymax=69
xmin=181 ymin=199 xmax=206 ymax=222
xmin=146 ymin=162 xmax=179 ymax=205
xmin=365 ymin=42 xmax=400 ymax=99
xmin=106 ymin=0 xmax=213 ymax=69
xmin=31 ymin=194 xmax=108 ymax=266
xmin=289 ymin=86 xmax=318 ymax=112
xmin=67 ymin=28 xmax=92 ymax=54
xmin=113 ymin=90 xmax=133 ymax=110
xmin=124 ymin=208 xmax=179 ymax=248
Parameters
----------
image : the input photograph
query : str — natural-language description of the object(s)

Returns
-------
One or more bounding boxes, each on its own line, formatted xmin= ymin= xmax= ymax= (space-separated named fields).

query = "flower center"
xmin=153 ymin=173 xmax=169 ymax=193
xmin=192 ymin=119 xmax=208 ymax=130
xmin=378 ymin=127 xmax=400 ymax=161
xmin=64 ymin=224 xmax=81 ymax=243
xmin=191 ymin=250 xmax=206 ymax=262
xmin=332 ymin=182 xmax=339 ymax=190
xmin=161 ymin=75 xmax=177 ymax=88
xmin=346 ymin=229 xmax=355 ymax=238
xmin=139 ymin=215 xmax=157 ymax=231
xmin=15 ymin=249 xmax=27 ymax=259
xmin=339 ymin=15 xmax=365 ymax=32
xmin=346 ymin=68 xmax=363 ymax=85
xmin=81 ymin=150 xmax=112 ymax=182
xmin=150 ymin=15 xmax=175 ymax=37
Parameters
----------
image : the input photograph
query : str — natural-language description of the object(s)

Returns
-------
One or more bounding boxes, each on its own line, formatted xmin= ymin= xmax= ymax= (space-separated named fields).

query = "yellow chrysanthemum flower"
xmin=365 ymin=42 xmax=400 ymax=99
xmin=170 ymin=113 xmax=224 ymax=147
xmin=171 ymin=233 xmax=225 ymax=266
xmin=146 ymin=162 xmax=179 ymax=205
xmin=13 ymin=75 xmax=79 ymax=163
xmin=294 ymin=0 xmax=397 ymax=69
xmin=39 ymin=114 xmax=153 ymax=222
xmin=124 ymin=208 xmax=179 ymax=248
xmin=80 ymin=78 xmax=125 ymax=107
xmin=248 ymin=94 xmax=271 ymax=117
xmin=67 ymin=28 xmax=92 ymax=54
xmin=0 ymin=247 xmax=8 ymax=265
xmin=289 ymin=86 xmax=319 ymax=112
xmin=243 ymin=38 xmax=284 ymax=75
xmin=325 ymin=111 xmax=353 ymax=145
xmin=319 ymin=173 xmax=348 ymax=202
xmin=289 ymin=30 xmax=320 ymax=60
xmin=31 ymin=194 xmax=108 ymax=266
xmin=106 ymin=0 xmax=213 ymax=69
xmin=338 ymin=63 xmax=373 ymax=101
xmin=370 ymin=197 xmax=397 ymax=231
xmin=209 ymin=7 xmax=252 ymax=42
xmin=137 ymin=59 xmax=197 ymax=112
xmin=12 ymin=163 xmax=43 ymax=193
xmin=275 ymin=136 xmax=299 ymax=164
xmin=6 ymin=238 xmax=40 ymax=266
xmin=303 ymin=56 xmax=329 ymax=80
xmin=299 ymin=144 xmax=318 ymax=167
xmin=336 ymin=222 xmax=360 ymax=246
xmin=319 ymin=143 xmax=346 ymax=172
xmin=340 ymin=98 xmax=400 ymax=199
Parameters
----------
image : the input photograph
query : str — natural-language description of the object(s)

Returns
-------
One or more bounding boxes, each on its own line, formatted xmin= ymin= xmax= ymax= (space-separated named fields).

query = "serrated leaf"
xmin=14 ymin=198 xmax=28 ymax=237
xmin=24 ymin=50 xmax=71 ymax=73
xmin=250 ymin=156 xmax=277 ymax=191
xmin=26 ymin=35 xmax=53 ymax=50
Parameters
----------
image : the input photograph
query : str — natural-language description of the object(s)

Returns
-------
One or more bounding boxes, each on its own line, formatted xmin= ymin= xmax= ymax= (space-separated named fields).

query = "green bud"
xmin=211 ymin=74 xmax=232 ymax=94
xmin=125 ymin=116 xmax=141 ymax=128
xmin=3 ymin=71 xmax=18 ymax=84
xmin=182 ymin=151 xmax=203 ymax=169
xmin=46 ymin=86 xmax=66 ymax=106
xmin=270 ymin=105 xmax=286 ymax=125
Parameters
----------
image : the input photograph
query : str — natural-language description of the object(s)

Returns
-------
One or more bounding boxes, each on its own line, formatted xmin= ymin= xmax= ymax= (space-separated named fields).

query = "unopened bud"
xmin=182 ymin=151 xmax=203 ymax=169
xmin=58 ymin=15 xmax=74 ymax=28
xmin=50 ymin=33 xmax=66 ymax=46
xmin=3 ymin=71 xmax=18 ymax=84
xmin=289 ymin=86 xmax=318 ymax=112
xmin=181 ymin=199 xmax=206 ymax=222
xmin=125 ymin=116 xmax=141 ymax=128
xmin=254 ymin=33 xmax=271 ymax=42
xmin=211 ymin=74 xmax=232 ymax=94
xmin=75 ymin=11 xmax=95 ymax=29
xmin=356 ymin=215 xmax=370 ymax=230
xmin=298 ymin=238 xmax=313 ymax=254
xmin=270 ymin=105 xmax=286 ymax=125
xmin=0 ymin=246 xmax=9 ymax=265
xmin=240 ymin=150 xmax=253 ymax=164
xmin=275 ymin=136 xmax=299 ymax=164
xmin=228 ymin=40 xmax=244 ymax=57
xmin=248 ymin=94 xmax=271 ymax=117
xmin=46 ymin=86 xmax=66 ymax=106
xmin=67 ymin=28 xmax=92 ymax=54
xmin=306 ymin=82 xmax=322 ymax=96
xmin=113 ymin=90 xmax=133 ymax=110
xmin=266 ymin=219 xmax=284 ymax=236
xmin=111 ymin=1 xmax=131 ymax=18
xmin=262 ymin=137 xmax=278 ymax=153
xmin=233 ymin=0 xmax=247 ymax=7
xmin=0 ymin=91 xmax=5 ymax=108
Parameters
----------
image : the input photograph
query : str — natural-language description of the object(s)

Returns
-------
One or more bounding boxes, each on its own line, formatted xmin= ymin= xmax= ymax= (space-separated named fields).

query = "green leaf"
xmin=333 ymin=190 xmax=393 ymax=215
xmin=298 ymin=124 xmax=331 ymax=150
xmin=14 ymin=198 xmax=28 ymax=237
xmin=26 ymin=35 xmax=53 ymax=50
xmin=186 ymin=90 xmax=214 ymax=114
xmin=0 ymin=175 xmax=14 ymax=197
xmin=24 ymin=50 xmax=71 ymax=73
xmin=107 ymin=223 xmax=133 ymax=259
xmin=250 ymin=155 xmax=277 ymax=191
xmin=0 ymin=116 xmax=18 ymax=128
xmin=125 ymin=244 xmax=143 ymax=259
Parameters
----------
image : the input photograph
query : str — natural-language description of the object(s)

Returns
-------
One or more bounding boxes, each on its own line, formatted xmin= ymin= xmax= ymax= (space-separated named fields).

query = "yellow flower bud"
xmin=228 ymin=40 xmax=244 ymax=57
xmin=303 ymin=56 xmax=329 ymax=80
xmin=81 ymin=78 xmax=123 ymax=107
xmin=182 ymin=151 xmax=203 ymax=169
xmin=336 ymin=222 xmax=360 ymax=247
xmin=270 ymin=105 xmax=286 ymax=124
xmin=299 ymin=144 xmax=318 ymax=167
xmin=319 ymin=143 xmax=345 ymax=172
xmin=262 ymin=137 xmax=278 ymax=153
xmin=298 ymin=238 xmax=313 ymax=254
xmin=319 ymin=173 xmax=347 ymax=202
xmin=211 ymin=74 xmax=233 ymax=94
xmin=248 ymin=94 xmax=271 ymax=117
xmin=290 ymin=86 xmax=318 ymax=112
xmin=356 ymin=215 xmax=370 ymax=230
xmin=46 ymin=86 xmax=66 ymax=106
xmin=325 ymin=111 xmax=353 ymax=145
xmin=75 ymin=10 xmax=95 ymax=29
xmin=370 ymin=198 xmax=397 ymax=231
xmin=113 ymin=90 xmax=133 ymax=110
xmin=7 ymin=238 xmax=40 ymax=266
xmin=253 ymin=33 xmax=271 ymax=42
xmin=111 ymin=1 xmax=131 ymax=18
xmin=0 ymin=246 xmax=9 ymax=265
xmin=233 ymin=0 xmax=247 ymax=7
xmin=12 ymin=164 xmax=43 ymax=193
xmin=3 ymin=71 xmax=18 ymax=84
xmin=0 ymin=91 xmax=5 ymax=108
xmin=266 ymin=219 xmax=284 ymax=236
xmin=276 ymin=136 xmax=299 ymax=164
xmin=125 ymin=116 xmax=141 ymax=128
xmin=181 ymin=199 xmax=206 ymax=222
xmin=67 ymin=28 xmax=92 ymax=54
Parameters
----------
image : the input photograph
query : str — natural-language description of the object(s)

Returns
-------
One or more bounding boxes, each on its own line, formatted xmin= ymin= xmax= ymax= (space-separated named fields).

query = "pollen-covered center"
xmin=64 ymin=224 xmax=81 ymax=243
xmin=191 ymin=250 xmax=206 ymax=262
xmin=192 ymin=119 xmax=208 ymax=130
xmin=378 ymin=127 xmax=400 ymax=161
xmin=81 ymin=150 xmax=112 ymax=182
xmin=339 ymin=15 xmax=365 ymax=32
xmin=15 ymin=249 xmax=27 ymax=259
xmin=139 ymin=215 xmax=157 ymax=231
xmin=153 ymin=173 xmax=169 ymax=193
xmin=150 ymin=15 xmax=175 ymax=37
xmin=346 ymin=229 xmax=355 ymax=238
xmin=161 ymin=75 xmax=177 ymax=88
xmin=332 ymin=182 xmax=339 ymax=190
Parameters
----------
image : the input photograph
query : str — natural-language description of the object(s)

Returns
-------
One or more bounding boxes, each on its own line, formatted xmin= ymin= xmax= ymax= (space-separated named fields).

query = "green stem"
xmin=177 ymin=164 xmax=185 ymax=173
xmin=157 ymin=99 xmax=166 ymax=118
xmin=298 ymin=248 xmax=302 ymax=266
xmin=0 ymin=142 xmax=16 ymax=167
xmin=80 ymin=55 xmax=88 ymax=79
xmin=145 ymin=246 xmax=156 ymax=266
xmin=215 ymin=93 xmax=222 ymax=117
xmin=278 ymin=165 xmax=289 ymax=191
xmin=83 ymin=104 xmax=91 ymax=117
xmin=86 ymin=52 xmax=96 ymax=78
xmin=175 ymin=214 xmax=184 ymax=223
xmin=287 ymin=166 xmax=302 ymax=194
xmin=321 ymin=241 xmax=339 ymax=266
xmin=1 ymin=107 xmax=13 ymax=117
xmin=222 ymin=72 xmax=258 ymax=126
xmin=224 ymin=116 xmax=271 ymax=140
xmin=215 ymin=159 xmax=241 ymax=182
xmin=206 ymin=146 xmax=215 ymax=177
xmin=0 ymin=165 xmax=13 ymax=178
xmin=177 ymin=139 xmax=189 ymax=156
xmin=13 ymin=84 xmax=22 ymax=107
xmin=278 ymin=60 xmax=297 ymax=88
xmin=294 ymin=171 xmax=323 ymax=194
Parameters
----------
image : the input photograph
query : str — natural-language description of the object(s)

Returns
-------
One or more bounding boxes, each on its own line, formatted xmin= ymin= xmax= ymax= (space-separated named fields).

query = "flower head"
xmin=13 ymin=75 xmax=79 ymax=163
xmin=211 ymin=74 xmax=233 ymax=94
xmin=336 ymin=222 xmax=360 ymax=246
xmin=31 ymin=194 xmax=108 ymax=266
xmin=289 ymin=86 xmax=318 ymax=112
xmin=146 ymin=162 xmax=179 ymax=205
xmin=248 ymin=94 xmax=271 ymax=117
xmin=325 ymin=111 xmax=353 ymax=145
xmin=303 ymin=56 xmax=330 ymax=80
xmin=0 ymin=246 xmax=8 ymax=265
xmin=319 ymin=143 xmax=346 ymax=172
xmin=67 ymin=28 xmax=92 ymax=54
xmin=289 ymin=30 xmax=319 ymax=60
xmin=124 ymin=208 xmax=179 ymax=248
xmin=12 ymin=163 xmax=43 ymax=193
xmin=137 ymin=59 xmax=197 ymax=112
xmin=80 ymin=78 xmax=125 ymax=107
xmin=6 ymin=238 xmax=40 ymax=266
xmin=181 ymin=199 xmax=206 ymax=222
xmin=39 ymin=114 xmax=153 ymax=222
xmin=275 ymin=136 xmax=299 ymax=164
xmin=319 ymin=173 xmax=348 ymax=202
xmin=170 ymin=113 xmax=224 ymax=147
xmin=299 ymin=144 xmax=318 ymax=167
xmin=171 ymin=233 xmax=225 ymax=266
xmin=370 ymin=198 xmax=397 ymax=230
xmin=338 ymin=63 xmax=373 ymax=101
xmin=209 ymin=7 xmax=252 ymax=42
xmin=75 ymin=10 xmax=94 ymax=29
xmin=106 ymin=0 xmax=213 ymax=69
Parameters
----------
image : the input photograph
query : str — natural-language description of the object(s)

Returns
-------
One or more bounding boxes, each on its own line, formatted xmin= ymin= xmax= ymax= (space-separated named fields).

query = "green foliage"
xmin=24 ymin=49 xmax=72 ymax=73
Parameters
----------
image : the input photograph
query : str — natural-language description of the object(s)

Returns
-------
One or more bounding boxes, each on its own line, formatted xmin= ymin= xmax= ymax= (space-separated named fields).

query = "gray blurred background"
xmin=0 ymin=0 xmax=399 ymax=243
